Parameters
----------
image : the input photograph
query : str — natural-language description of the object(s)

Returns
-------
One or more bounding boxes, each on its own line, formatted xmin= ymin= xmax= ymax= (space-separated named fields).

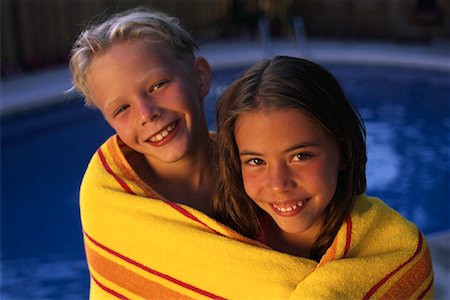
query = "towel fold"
xmin=80 ymin=135 xmax=433 ymax=299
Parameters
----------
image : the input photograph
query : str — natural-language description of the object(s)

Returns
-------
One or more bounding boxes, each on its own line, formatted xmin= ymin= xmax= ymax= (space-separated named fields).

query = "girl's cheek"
xmin=241 ymin=170 xmax=261 ymax=196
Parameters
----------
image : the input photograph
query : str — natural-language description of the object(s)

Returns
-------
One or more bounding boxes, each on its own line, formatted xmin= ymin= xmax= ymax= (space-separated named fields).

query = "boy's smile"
xmin=234 ymin=108 xmax=341 ymax=241
xmin=86 ymin=41 xmax=210 ymax=164
xmin=146 ymin=120 xmax=180 ymax=146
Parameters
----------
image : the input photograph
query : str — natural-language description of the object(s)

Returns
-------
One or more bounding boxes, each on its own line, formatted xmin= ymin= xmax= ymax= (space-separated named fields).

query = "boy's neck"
xmin=130 ymin=131 xmax=215 ymax=214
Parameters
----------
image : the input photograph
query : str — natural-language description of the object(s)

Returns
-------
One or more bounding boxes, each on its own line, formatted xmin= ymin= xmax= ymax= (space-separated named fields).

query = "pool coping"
xmin=1 ymin=39 xmax=449 ymax=117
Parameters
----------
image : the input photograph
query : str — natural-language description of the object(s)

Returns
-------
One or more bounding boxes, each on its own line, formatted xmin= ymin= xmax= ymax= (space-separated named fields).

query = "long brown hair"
xmin=214 ymin=56 xmax=367 ymax=261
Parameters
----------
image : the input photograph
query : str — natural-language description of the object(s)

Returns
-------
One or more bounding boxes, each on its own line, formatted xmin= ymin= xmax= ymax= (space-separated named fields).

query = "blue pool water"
xmin=1 ymin=63 xmax=449 ymax=298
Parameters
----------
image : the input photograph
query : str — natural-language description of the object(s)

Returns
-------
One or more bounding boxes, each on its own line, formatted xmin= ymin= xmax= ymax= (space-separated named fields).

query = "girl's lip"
xmin=146 ymin=120 xmax=180 ymax=147
xmin=271 ymin=198 xmax=309 ymax=216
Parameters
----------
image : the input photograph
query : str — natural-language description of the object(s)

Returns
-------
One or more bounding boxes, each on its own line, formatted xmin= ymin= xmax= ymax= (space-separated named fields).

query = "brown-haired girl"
xmin=215 ymin=56 xmax=434 ymax=298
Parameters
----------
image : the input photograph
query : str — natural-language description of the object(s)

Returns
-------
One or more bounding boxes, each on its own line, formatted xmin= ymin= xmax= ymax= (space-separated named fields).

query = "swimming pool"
xmin=1 ymin=63 xmax=449 ymax=298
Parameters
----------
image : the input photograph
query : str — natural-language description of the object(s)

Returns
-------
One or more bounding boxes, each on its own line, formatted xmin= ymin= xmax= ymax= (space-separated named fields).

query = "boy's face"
xmin=86 ymin=41 xmax=210 ymax=164
xmin=234 ymin=108 xmax=341 ymax=239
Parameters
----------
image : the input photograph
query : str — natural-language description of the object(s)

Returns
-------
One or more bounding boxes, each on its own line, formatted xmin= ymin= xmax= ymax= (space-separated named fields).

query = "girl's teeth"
xmin=273 ymin=201 xmax=305 ymax=212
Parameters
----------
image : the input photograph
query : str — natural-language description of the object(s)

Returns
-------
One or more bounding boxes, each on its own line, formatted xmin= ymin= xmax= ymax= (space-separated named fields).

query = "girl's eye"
xmin=114 ymin=104 xmax=130 ymax=117
xmin=292 ymin=153 xmax=312 ymax=161
xmin=245 ymin=158 xmax=265 ymax=166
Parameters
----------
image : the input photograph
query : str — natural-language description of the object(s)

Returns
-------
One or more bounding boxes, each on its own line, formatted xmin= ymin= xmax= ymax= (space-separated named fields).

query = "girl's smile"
xmin=271 ymin=198 xmax=310 ymax=216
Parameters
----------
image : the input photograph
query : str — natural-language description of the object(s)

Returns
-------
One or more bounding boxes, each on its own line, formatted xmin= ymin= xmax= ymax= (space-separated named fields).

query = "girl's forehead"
xmin=235 ymin=108 xmax=335 ymax=140
xmin=235 ymin=108 xmax=316 ymax=133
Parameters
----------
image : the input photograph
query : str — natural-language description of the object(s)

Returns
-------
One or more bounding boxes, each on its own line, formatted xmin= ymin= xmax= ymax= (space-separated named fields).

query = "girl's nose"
xmin=137 ymin=98 xmax=160 ymax=126
xmin=268 ymin=164 xmax=296 ymax=193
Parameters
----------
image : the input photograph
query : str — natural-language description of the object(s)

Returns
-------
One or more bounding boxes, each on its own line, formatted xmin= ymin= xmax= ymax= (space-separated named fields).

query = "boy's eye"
xmin=292 ymin=153 xmax=312 ymax=161
xmin=149 ymin=80 xmax=168 ymax=93
xmin=114 ymin=104 xmax=130 ymax=117
xmin=245 ymin=158 xmax=265 ymax=166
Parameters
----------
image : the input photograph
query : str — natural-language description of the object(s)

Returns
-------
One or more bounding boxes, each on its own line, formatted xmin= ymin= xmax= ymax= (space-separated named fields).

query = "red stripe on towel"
xmin=84 ymin=231 xmax=226 ymax=300
xmin=98 ymin=147 xmax=222 ymax=235
xmin=343 ymin=216 xmax=352 ymax=258
xmin=86 ymin=243 xmax=193 ymax=299
xmin=98 ymin=148 xmax=136 ymax=195
xmin=91 ymin=274 xmax=130 ymax=299
xmin=381 ymin=244 xmax=432 ymax=299
xmin=163 ymin=200 xmax=224 ymax=236
xmin=363 ymin=229 xmax=423 ymax=299
xmin=417 ymin=276 xmax=433 ymax=300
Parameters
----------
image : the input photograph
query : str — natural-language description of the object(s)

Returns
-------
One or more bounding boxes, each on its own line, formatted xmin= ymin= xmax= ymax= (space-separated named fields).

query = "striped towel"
xmin=80 ymin=135 xmax=433 ymax=299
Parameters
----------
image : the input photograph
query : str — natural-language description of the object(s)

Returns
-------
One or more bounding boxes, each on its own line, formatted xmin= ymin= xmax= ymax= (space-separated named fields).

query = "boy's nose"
xmin=268 ymin=164 xmax=296 ymax=193
xmin=137 ymin=99 xmax=160 ymax=126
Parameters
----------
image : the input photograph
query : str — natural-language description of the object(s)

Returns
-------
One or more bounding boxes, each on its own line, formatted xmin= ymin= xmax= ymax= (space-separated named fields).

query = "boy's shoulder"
xmin=81 ymin=134 xmax=130 ymax=188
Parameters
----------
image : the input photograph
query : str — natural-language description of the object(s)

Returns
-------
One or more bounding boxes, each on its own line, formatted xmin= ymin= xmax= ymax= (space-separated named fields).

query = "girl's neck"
xmin=266 ymin=219 xmax=321 ymax=259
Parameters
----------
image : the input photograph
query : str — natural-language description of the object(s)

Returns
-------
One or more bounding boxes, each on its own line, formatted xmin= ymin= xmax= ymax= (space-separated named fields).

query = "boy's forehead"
xmin=90 ymin=40 xmax=192 ymax=72
xmin=137 ymin=39 xmax=194 ymax=62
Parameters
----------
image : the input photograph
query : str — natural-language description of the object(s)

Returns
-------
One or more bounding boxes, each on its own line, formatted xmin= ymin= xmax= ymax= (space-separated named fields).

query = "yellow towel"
xmin=80 ymin=135 xmax=433 ymax=299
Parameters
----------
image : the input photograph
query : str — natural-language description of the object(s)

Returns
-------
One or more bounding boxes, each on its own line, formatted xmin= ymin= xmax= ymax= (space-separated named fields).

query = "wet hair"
xmin=69 ymin=7 xmax=198 ymax=107
xmin=214 ymin=56 xmax=367 ymax=261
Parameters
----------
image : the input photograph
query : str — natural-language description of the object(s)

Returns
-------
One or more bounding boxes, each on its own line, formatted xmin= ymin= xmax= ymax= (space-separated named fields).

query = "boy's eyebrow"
xmin=104 ymin=97 xmax=120 ymax=109
xmin=103 ymin=68 xmax=170 ymax=109
xmin=239 ymin=143 xmax=319 ymax=156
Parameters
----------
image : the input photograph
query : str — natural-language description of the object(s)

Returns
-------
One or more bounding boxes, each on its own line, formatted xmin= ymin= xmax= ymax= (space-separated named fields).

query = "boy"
xmin=70 ymin=7 xmax=218 ymax=298
xmin=71 ymin=8 xmax=214 ymax=214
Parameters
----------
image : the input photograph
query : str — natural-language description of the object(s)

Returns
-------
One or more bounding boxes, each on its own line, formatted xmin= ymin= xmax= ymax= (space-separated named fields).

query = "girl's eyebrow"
xmin=285 ymin=142 xmax=319 ymax=152
xmin=239 ymin=142 xmax=319 ymax=157
xmin=239 ymin=150 xmax=262 ymax=156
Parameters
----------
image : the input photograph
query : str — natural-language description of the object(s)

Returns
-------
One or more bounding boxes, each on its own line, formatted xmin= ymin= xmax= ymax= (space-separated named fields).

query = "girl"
xmin=215 ymin=56 xmax=434 ymax=297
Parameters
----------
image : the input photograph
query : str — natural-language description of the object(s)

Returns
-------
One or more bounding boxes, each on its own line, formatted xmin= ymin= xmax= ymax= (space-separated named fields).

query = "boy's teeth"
xmin=149 ymin=123 xmax=176 ymax=142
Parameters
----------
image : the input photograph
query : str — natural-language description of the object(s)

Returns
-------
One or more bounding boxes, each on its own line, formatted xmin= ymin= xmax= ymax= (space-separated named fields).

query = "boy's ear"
xmin=193 ymin=57 xmax=211 ymax=99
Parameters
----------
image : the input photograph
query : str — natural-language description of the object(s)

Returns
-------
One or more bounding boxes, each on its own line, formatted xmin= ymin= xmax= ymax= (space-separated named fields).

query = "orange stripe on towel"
xmin=318 ymin=215 xmax=352 ymax=267
xmin=86 ymin=243 xmax=192 ymax=299
xmin=363 ymin=229 xmax=424 ymax=299
xmin=380 ymin=241 xmax=433 ymax=299
xmin=84 ymin=231 xmax=226 ymax=300
xmin=97 ymin=148 xmax=136 ymax=195
xmin=101 ymin=140 xmax=224 ymax=237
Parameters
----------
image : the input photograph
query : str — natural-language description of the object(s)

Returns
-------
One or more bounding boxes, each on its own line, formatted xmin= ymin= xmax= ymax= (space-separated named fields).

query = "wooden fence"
xmin=1 ymin=0 xmax=448 ymax=79
xmin=1 ymin=0 xmax=231 ymax=78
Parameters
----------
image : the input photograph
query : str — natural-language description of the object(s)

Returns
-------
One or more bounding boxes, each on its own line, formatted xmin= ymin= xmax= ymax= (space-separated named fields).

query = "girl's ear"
xmin=193 ymin=57 xmax=211 ymax=99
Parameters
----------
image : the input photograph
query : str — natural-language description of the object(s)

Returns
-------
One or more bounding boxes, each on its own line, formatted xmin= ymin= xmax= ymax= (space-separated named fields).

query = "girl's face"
xmin=234 ymin=108 xmax=341 ymax=238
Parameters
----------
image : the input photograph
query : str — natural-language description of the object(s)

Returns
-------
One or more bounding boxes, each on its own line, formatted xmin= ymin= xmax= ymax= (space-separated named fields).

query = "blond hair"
xmin=69 ymin=7 xmax=198 ymax=107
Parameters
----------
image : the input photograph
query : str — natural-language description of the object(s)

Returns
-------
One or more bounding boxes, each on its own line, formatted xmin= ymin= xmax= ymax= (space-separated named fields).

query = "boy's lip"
xmin=145 ymin=120 xmax=180 ymax=147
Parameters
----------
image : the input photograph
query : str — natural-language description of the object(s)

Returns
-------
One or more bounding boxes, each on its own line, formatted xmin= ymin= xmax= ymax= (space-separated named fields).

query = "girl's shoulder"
xmin=347 ymin=194 xmax=423 ymax=256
